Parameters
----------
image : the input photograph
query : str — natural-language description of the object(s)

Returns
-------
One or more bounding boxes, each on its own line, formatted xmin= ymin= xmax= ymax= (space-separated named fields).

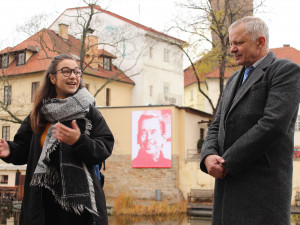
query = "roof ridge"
xmin=49 ymin=6 xmax=186 ymax=44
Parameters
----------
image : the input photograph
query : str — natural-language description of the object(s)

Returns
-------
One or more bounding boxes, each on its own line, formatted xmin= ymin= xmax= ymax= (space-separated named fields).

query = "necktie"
xmin=242 ymin=66 xmax=254 ymax=83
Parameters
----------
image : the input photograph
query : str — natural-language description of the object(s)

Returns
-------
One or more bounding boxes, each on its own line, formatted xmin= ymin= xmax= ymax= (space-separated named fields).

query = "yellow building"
xmin=0 ymin=27 xmax=134 ymax=192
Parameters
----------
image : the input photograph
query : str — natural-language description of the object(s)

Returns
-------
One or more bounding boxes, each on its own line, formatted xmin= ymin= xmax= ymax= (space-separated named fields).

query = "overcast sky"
xmin=1 ymin=0 xmax=300 ymax=50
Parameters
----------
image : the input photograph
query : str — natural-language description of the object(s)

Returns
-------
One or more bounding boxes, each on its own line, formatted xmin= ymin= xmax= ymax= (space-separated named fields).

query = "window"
xmin=17 ymin=52 xmax=26 ymax=66
xmin=296 ymin=116 xmax=300 ymax=131
xmin=0 ymin=175 xmax=8 ymax=184
xmin=31 ymin=82 xmax=40 ymax=102
xmin=163 ymin=85 xmax=169 ymax=95
xmin=200 ymin=128 xmax=205 ymax=139
xmin=1 ymin=55 xmax=8 ymax=68
xmin=163 ymin=48 xmax=169 ymax=62
xmin=2 ymin=126 xmax=10 ymax=141
xmin=190 ymin=90 xmax=194 ymax=101
xmin=149 ymin=85 xmax=153 ymax=97
xmin=103 ymin=57 xmax=111 ymax=71
xmin=4 ymin=85 xmax=11 ymax=105
xmin=149 ymin=47 xmax=153 ymax=58
xmin=106 ymin=88 xmax=111 ymax=106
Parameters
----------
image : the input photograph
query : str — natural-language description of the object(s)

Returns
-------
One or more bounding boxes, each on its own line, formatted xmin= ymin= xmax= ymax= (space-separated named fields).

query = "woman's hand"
xmin=52 ymin=120 xmax=81 ymax=145
xmin=0 ymin=138 xmax=11 ymax=158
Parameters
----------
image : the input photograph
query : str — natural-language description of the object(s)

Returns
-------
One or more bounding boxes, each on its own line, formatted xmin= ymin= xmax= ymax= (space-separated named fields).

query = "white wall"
xmin=49 ymin=8 xmax=184 ymax=106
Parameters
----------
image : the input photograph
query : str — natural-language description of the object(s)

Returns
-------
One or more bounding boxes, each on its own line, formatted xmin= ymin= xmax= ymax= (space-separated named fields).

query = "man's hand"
xmin=0 ymin=139 xmax=10 ymax=158
xmin=204 ymin=155 xmax=228 ymax=179
xmin=52 ymin=120 xmax=81 ymax=145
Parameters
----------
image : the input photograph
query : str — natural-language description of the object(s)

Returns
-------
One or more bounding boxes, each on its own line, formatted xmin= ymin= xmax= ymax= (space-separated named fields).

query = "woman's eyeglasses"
xmin=55 ymin=67 xmax=82 ymax=77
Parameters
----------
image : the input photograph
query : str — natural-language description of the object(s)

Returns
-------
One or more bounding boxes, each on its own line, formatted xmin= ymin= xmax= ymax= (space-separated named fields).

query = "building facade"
xmin=49 ymin=6 xmax=186 ymax=106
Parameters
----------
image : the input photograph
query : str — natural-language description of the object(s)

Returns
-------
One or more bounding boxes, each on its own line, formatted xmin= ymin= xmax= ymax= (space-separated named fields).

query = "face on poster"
xmin=132 ymin=109 xmax=171 ymax=168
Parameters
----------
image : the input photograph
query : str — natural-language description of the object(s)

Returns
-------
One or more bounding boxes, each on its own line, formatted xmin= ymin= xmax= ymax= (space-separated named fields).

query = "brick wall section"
xmin=103 ymin=154 xmax=184 ymax=201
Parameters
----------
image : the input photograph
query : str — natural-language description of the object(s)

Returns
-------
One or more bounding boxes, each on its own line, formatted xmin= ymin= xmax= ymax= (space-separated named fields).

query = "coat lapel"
xmin=226 ymin=51 xmax=276 ymax=116
xmin=222 ymin=69 xmax=243 ymax=118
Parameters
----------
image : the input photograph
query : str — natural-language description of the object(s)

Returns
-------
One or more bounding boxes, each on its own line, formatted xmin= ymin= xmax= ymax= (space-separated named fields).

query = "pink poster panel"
xmin=132 ymin=109 xmax=171 ymax=168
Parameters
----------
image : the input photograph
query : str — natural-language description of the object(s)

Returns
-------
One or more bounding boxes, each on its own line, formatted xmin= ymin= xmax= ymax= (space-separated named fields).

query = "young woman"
xmin=0 ymin=54 xmax=114 ymax=225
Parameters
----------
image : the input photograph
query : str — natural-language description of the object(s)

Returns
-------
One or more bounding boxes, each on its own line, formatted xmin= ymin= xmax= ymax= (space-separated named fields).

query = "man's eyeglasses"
xmin=55 ymin=67 xmax=82 ymax=78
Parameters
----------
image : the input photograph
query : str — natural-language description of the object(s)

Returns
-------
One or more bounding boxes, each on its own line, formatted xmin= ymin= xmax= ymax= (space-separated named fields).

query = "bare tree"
xmin=171 ymin=0 xmax=265 ymax=117
xmin=0 ymin=0 xmax=146 ymax=124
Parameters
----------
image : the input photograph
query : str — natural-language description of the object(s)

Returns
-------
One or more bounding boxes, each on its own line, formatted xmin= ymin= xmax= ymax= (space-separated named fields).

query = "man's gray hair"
xmin=229 ymin=16 xmax=269 ymax=48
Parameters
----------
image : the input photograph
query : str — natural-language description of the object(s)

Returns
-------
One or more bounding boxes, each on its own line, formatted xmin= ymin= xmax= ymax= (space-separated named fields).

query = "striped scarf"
xmin=30 ymin=88 xmax=99 ymax=216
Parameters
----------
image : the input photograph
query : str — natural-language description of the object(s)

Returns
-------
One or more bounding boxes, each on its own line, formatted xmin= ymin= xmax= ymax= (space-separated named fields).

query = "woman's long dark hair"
xmin=30 ymin=54 xmax=84 ymax=134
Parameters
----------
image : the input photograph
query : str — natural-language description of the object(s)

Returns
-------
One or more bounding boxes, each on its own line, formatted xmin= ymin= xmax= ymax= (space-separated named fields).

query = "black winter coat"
xmin=3 ymin=105 xmax=114 ymax=225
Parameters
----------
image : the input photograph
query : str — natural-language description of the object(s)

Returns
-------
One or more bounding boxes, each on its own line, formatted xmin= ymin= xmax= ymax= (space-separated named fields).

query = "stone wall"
xmin=103 ymin=154 xmax=184 ymax=201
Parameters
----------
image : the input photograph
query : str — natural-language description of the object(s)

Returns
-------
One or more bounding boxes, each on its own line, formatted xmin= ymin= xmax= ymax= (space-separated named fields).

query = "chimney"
xmin=85 ymin=35 xmax=99 ymax=69
xmin=283 ymin=44 xmax=290 ymax=48
xmin=58 ymin=24 xmax=69 ymax=40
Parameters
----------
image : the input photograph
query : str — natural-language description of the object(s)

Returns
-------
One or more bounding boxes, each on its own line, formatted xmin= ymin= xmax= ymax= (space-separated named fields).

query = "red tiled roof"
xmin=98 ymin=49 xmax=116 ymax=59
xmin=0 ymin=47 xmax=12 ymax=54
xmin=49 ymin=6 xmax=186 ymax=45
xmin=184 ymin=66 xmax=205 ymax=87
xmin=271 ymin=45 xmax=300 ymax=65
xmin=0 ymin=29 xmax=134 ymax=85
xmin=184 ymin=65 xmax=238 ymax=87
xmin=184 ymin=45 xmax=300 ymax=87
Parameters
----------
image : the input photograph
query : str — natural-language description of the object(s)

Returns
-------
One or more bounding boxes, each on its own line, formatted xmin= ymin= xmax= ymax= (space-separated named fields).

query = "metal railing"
xmin=0 ymin=187 xmax=18 ymax=203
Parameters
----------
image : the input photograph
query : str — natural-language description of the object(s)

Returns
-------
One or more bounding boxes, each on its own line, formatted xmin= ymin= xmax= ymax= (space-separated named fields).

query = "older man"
xmin=200 ymin=16 xmax=300 ymax=225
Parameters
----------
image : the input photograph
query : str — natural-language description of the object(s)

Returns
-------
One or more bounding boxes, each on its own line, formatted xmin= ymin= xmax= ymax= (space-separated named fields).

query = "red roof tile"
xmin=0 ymin=29 xmax=134 ymax=85
xmin=271 ymin=45 xmax=300 ymax=65
xmin=0 ymin=47 xmax=12 ymax=54
xmin=98 ymin=49 xmax=116 ymax=59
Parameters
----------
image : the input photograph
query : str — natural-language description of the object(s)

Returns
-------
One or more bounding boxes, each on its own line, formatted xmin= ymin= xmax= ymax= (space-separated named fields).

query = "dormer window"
xmin=17 ymin=52 xmax=25 ymax=66
xmin=0 ymin=55 xmax=8 ymax=68
xmin=103 ymin=57 xmax=112 ymax=71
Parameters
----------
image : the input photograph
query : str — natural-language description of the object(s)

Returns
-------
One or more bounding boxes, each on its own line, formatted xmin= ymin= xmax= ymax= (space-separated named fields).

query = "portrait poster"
xmin=132 ymin=109 xmax=171 ymax=168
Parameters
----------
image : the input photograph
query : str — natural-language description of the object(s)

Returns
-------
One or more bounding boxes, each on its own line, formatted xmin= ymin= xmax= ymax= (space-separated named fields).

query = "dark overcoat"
xmin=200 ymin=51 xmax=300 ymax=225
xmin=2 ymin=105 xmax=114 ymax=225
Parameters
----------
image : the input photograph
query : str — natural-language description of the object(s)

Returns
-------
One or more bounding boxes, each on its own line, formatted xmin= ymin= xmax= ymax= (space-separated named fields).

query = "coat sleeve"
xmin=71 ymin=105 xmax=114 ymax=165
xmin=222 ymin=60 xmax=300 ymax=177
xmin=199 ymin=76 xmax=234 ymax=173
xmin=3 ymin=115 xmax=33 ymax=165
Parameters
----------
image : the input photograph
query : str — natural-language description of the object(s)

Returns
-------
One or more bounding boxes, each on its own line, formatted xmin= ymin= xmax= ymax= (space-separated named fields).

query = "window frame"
xmin=149 ymin=47 xmax=153 ymax=58
xmin=106 ymin=88 xmax=111 ymax=106
xmin=190 ymin=90 xmax=194 ymax=101
xmin=4 ymin=85 xmax=12 ymax=105
xmin=163 ymin=48 xmax=169 ymax=62
xmin=0 ymin=175 xmax=8 ymax=184
xmin=31 ymin=82 xmax=40 ymax=102
xmin=1 ymin=54 xmax=9 ymax=68
xmin=2 ymin=126 xmax=10 ymax=141
xmin=17 ymin=52 xmax=26 ymax=66
xmin=149 ymin=85 xmax=153 ymax=97
xmin=103 ymin=57 xmax=112 ymax=71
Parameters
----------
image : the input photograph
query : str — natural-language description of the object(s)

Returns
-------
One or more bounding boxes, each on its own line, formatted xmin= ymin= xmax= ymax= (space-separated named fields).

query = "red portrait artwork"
xmin=132 ymin=109 xmax=171 ymax=168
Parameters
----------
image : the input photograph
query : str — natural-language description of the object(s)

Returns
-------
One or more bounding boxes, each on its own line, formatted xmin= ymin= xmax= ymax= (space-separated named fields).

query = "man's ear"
xmin=257 ymin=36 xmax=266 ymax=48
xmin=49 ymin=74 xmax=56 ymax=85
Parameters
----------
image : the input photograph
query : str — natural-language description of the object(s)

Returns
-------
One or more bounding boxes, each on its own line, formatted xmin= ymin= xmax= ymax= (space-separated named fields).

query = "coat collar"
xmin=225 ymin=51 xmax=276 ymax=116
